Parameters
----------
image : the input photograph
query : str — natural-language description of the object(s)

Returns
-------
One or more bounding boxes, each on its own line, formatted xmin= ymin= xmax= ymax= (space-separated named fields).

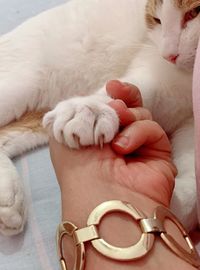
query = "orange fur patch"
xmin=175 ymin=0 xmax=200 ymax=10
xmin=0 ymin=111 xmax=46 ymax=135
xmin=145 ymin=0 xmax=161 ymax=29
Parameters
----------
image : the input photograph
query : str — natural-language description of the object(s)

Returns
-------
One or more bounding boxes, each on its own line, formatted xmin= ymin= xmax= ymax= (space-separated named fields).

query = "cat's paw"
xmin=43 ymin=96 xmax=119 ymax=148
xmin=0 ymin=166 xmax=27 ymax=236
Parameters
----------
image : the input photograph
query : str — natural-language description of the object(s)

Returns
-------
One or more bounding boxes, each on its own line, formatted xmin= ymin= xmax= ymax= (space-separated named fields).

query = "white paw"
xmin=0 ymin=161 xmax=26 ymax=236
xmin=43 ymin=96 xmax=119 ymax=148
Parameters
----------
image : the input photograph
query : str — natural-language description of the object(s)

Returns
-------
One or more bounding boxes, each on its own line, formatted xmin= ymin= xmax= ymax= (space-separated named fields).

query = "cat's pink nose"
xmin=164 ymin=54 xmax=179 ymax=64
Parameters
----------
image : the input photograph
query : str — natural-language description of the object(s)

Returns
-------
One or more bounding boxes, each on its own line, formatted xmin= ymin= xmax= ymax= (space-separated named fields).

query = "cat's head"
xmin=146 ymin=0 xmax=200 ymax=71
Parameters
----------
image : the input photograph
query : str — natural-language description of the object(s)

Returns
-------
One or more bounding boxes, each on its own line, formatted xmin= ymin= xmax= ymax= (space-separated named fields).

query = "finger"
xmin=128 ymin=107 xmax=152 ymax=121
xmin=109 ymin=100 xmax=136 ymax=126
xmin=109 ymin=100 xmax=152 ymax=126
xmin=112 ymin=120 xmax=171 ymax=159
xmin=106 ymin=80 xmax=143 ymax=107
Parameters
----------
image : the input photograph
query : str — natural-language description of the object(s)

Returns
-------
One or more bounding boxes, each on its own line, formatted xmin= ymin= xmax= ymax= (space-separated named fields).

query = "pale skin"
xmin=49 ymin=80 xmax=196 ymax=270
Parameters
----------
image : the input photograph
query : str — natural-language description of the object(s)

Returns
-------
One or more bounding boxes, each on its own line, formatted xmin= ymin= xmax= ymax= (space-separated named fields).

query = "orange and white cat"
xmin=0 ymin=0 xmax=199 ymax=235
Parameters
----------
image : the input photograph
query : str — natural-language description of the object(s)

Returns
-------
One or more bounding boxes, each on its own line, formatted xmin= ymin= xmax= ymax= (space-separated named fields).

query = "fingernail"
xmin=114 ymin=135 xmax=129 ymax=148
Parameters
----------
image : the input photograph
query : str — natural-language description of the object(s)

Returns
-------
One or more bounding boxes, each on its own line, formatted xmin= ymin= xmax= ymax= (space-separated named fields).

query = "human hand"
xmin=49 ymin=81 xmax=194 ymax=270
xmin=50 ymin=80 xmax=176 ymax=207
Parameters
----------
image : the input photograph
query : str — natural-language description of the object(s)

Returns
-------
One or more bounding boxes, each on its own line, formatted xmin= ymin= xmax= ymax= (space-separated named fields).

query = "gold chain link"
xmin=57 ymin=200 xmax=200 ymax=270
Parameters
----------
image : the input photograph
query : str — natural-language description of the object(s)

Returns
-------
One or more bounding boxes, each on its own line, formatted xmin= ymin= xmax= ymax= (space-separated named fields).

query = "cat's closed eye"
xmin=153 ymin=17 xmax=161 ymax=24
xmin=184 ymin=6 xmax=200 ymax=24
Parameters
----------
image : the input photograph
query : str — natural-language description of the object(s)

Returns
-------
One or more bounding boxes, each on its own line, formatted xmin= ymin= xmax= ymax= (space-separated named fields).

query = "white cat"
xmin=0 ymin=0 xmax=198 ymax=235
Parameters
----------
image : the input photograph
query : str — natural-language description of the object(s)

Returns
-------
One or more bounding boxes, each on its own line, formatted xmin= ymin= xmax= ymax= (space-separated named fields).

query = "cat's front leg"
xmin=43 ymin=91 xmax=119 ymax=148
xmin=170 ymin=118 xmax=197 ymax=231
xmin=0 ymin=152 xmax=26 ymax=235
xmin=0 ymin=75 xmax=40 ymax=127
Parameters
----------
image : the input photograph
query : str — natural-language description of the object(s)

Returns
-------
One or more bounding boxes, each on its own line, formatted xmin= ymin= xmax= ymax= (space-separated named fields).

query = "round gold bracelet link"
xmin=57 ymin=222 xmax=86 ymax=270
xmin=154 ymin=206 xmax=200 ymax=268
xmin=87 ymin=200 xmax=155 ymax=261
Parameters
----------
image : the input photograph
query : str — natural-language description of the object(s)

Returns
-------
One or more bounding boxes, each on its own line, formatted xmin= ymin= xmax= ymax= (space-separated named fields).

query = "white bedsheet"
xmin=0 ymin=147 xmax=61 ymax=270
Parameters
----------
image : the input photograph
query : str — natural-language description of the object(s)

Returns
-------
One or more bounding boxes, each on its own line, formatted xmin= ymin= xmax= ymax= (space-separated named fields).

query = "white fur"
xmin=43 ymin=93 xmax=119 ymax=147
xmin=0 ymin=152 xmax=26 ymax=235
xmin=170 ymin=118 xmax=196 ymax=229
xmin=160 ymin=2 xmax=182 ymax=59
xmin=0 ymin=130 xmax=48 ymax=158
xmin=0 ymin=0 xmax=198 ymax=234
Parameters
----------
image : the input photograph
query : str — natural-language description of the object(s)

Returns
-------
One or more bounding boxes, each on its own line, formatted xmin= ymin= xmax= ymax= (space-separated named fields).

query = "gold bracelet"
xmin=56 ymin=200 xmax=200 ymax=270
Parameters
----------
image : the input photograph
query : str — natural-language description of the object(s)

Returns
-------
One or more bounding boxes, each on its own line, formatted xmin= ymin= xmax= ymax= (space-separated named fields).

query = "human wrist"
xmin=60 ymin=177 xmax=196 ymax=270
xmin=59 ymin=191 xmax=196 ymax=270
xmin=60 ymin=173 xmax=161 ymax=225
xmin=58 ymin=168 xmax=196 ymax=270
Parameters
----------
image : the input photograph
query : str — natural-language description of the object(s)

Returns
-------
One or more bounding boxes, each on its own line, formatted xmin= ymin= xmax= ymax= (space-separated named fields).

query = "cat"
xmin=0 ymin=0 xmax=198 ymax=235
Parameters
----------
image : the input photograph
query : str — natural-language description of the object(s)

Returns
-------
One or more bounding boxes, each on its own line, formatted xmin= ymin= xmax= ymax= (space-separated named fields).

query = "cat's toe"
xmin=0 ymin=208 xmax=25 ymax=236
xmin=93 ymin=109 xmax=119 ymax=145
xmin=61 ymin=105 xmax=96 ymax=148
xmin=0 ymin=194 xmax=26 ymax=236
xmin=62 ymin=104 xmax=119 ymax=148
xmin=0 ymin=170 xmax=26 ymax=236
